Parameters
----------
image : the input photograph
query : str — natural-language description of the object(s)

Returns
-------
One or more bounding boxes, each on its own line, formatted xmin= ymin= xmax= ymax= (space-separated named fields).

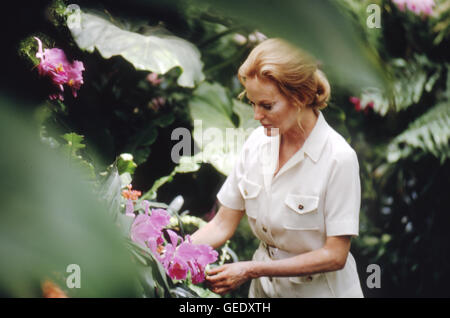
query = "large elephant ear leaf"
xmin=67 ymin=10 xmax=205 ymax=88
xmin=185 ymin=82 xmax=258 ymax=176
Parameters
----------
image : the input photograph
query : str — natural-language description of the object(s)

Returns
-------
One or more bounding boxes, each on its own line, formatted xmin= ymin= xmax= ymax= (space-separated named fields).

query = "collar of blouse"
xmin=258 ymin=111 xmax=331 ymax=192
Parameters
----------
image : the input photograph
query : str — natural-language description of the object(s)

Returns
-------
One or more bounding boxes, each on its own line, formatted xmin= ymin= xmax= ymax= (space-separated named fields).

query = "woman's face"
xmin=245 ymin=76 xmax=299 ymax=136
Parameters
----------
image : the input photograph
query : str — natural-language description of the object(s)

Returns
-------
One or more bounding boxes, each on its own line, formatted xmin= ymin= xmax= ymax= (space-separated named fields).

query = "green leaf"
xmin=117 ymin=153 xmax=137 ymax=176
xmin=126 ymin=240 xmax=172 ymax=297
xmin=185 ymin=283 xmax=221 ymax=298
xmin=98 ymin=165 xmax=122 ymax=221
xmin=134 ymin=147 xmax=152 ymax=166
xmin=59 ymin=133 xmax=96 ymax=180
xmin=153 ymin=113 xmax=176 ymax=128
xmin=232 ymin=99 xmax=260 ymax=130
xmin=61 ymin=132 xmax=86 ymax=157
xmin=189 ymin=82 xmax=235 ymax=130
xmin=67 ymin=10 xmax=205 ymax=88
xmin=387 ymin=102 xmax=450 ymax=164
xmin=142 ymin=168 xmax=177 ymax=201
xmin=360 ymin=55 xmax=443 ymax=115
xmin=119 ymin=172 xmax=133 ymax=187
xmin=171 ymin=286 xmax=200 ymax=298
xmin=0 ymin=97 xmax=140 ymax=297
xmin=186 ymin=82 xmax=258 ymax=175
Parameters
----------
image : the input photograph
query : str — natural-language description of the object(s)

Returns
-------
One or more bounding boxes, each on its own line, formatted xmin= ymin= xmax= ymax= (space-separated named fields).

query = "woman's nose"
xmin=253 ymin=106 xmax=264 ymax=120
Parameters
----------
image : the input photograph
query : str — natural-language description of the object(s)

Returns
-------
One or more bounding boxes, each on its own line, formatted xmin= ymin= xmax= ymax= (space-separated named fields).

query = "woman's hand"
xmin=205 ymin=261 xmax=255 ymax=295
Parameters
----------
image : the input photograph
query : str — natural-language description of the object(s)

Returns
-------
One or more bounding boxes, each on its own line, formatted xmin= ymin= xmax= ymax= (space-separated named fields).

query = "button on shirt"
xmin=217 ymin=111 xmax=364 ymax=298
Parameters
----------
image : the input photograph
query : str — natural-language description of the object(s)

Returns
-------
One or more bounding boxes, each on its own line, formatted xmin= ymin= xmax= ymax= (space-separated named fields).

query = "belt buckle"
xmin=262 ymin=242 xmax=276 ymax=259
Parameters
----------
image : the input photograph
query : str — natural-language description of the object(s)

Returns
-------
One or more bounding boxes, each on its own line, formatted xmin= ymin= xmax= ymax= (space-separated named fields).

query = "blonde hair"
xmin=238 ymin=38 xmax=330 ymax=130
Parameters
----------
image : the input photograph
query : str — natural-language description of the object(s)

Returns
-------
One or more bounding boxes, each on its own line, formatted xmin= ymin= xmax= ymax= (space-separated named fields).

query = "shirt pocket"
xmin=238 ymin=177 xmax=262 ymax=219
xmin=283 ymin=194 xmax=320 ymax=231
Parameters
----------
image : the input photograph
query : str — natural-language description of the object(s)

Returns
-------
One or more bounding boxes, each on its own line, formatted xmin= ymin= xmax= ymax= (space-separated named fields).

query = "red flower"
xmin=349 ymin=96 xmax=361 ymax=112
xmin=122 ymin=184 xmax=142 ymax=200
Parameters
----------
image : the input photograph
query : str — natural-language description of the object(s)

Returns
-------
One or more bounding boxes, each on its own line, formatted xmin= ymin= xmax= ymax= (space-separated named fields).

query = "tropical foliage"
xmin=1 ymin=0 xmax=449 ymax=297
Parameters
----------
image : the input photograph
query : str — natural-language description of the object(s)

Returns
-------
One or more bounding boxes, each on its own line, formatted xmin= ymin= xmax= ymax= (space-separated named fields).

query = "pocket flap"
xmin=289 ymin=273 xmax=322 ymax=284
xmin=284 ymin=194 xmax=319 ymax=214
xmin=238 ymin=177 xmax=262 ymax=199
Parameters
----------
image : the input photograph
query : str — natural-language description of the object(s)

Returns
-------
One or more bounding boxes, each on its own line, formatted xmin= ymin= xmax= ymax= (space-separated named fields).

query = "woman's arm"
xmin=190 ymin=205 xmax=245 ymax=249
xmin=206 ymin=235 xmax=351 ymax=295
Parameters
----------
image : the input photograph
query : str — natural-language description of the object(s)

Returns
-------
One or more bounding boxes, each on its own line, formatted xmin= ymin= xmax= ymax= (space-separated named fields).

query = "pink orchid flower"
xmin=160 ymin=230 xmax=218 ymax=283
xmin=66 ymin=60 xmax=85 ymax=98
xmin=128 ymin=201 xmax=218 ymax=284
xmin=130 ymin=201 xmax=171 ymax=253
xmin=125 ymin=199 xmax=135 ymax=218
xmin=34 ymin=37 xmax=85 ymax=100
xmin=392 ymin=0 xmax=435 ymax=16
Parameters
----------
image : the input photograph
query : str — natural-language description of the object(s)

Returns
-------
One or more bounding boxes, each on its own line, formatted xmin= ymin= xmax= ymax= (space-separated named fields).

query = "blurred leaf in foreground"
xmin=195 ymin=0 xmax=387 ymax=91
xmin=0 ymin=95 xmax=139 ymax=297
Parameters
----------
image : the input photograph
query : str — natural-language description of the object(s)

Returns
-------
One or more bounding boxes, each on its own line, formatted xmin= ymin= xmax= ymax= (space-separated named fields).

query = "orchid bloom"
xmin=160 ymin=230 xmax=218 ymax=283
xmin=392 ymin=0 xmax=435 ymax=16
xmin=125 ymin=199 xmax=135 ymax=218
xmin=66 ymin=60 xmax=85 ymax=98
xmin=34 ymin=37 xmax=85 ymax=100
xmin=127 ymin=198 xmax=218 ymax=284
xmin=130 ymin=202 xmax=171 ymax=255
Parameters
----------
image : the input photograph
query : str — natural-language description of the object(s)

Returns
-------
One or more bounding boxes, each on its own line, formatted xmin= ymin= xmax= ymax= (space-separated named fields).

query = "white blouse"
xmin=217 ymin=111 xmax=364 ymax=298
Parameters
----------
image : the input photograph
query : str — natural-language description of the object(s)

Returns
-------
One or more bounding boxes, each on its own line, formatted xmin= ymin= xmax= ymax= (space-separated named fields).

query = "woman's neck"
xmin=281 ymin=108 xmax=318 ymax=148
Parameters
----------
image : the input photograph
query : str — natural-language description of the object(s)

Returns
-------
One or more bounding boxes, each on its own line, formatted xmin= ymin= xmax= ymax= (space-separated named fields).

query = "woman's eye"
xmin=249 ymin=102 xmax=272 ymax=110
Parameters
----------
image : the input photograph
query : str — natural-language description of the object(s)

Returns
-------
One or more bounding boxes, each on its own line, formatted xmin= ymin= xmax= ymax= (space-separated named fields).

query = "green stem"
xmin=141 ymin=167 xmax=178 ymax=201
xmin=198 ymin=27 xmax=246 ymax=48
xmin=204 ymin=44 xmax=249 ymax=74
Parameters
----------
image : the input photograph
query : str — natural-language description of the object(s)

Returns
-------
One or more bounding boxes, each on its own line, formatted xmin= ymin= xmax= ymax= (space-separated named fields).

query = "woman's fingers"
xmin=212 ymin=287 xmax=229 ymax=295
xmin=206 ymin=274 xmax=227 ymax=286
xmin=206 ymin=267 xmax=231 ymax=291
xmin=206 ymin=265 xmax=225 ymax=276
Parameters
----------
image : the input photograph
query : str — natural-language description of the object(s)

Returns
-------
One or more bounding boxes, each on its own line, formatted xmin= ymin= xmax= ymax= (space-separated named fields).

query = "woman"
xmin=191 ymin=38 xmax=363 ymax=298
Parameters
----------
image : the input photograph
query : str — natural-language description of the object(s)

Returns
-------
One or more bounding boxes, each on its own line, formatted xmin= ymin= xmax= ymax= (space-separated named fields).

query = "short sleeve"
xmin=324 ymin=150 xmax=361 ymax=237
xmin=216 ymin=146 xmax=246 ymax=211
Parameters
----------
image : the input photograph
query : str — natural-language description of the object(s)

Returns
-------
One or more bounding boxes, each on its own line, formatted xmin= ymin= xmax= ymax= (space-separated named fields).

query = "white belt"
xmin=260 ymin=241 xmax=296 ymax=260
xmin=259 ymin=241 xmax=322 ymax=284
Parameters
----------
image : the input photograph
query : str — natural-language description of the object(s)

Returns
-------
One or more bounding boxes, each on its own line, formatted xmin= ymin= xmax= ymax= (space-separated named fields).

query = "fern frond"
xmin=387 ymin=101 xmax=450 ymax=164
